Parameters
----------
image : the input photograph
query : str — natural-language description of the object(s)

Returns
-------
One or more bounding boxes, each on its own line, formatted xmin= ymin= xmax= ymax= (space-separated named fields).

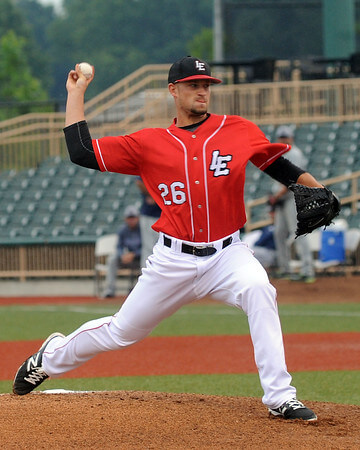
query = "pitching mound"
xmin=1 ymin=391 xmax=359 ymax=449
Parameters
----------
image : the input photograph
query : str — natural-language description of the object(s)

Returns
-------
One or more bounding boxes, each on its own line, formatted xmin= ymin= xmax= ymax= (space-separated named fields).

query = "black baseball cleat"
xmin=268 ymin=398 xmax=317 ymax=421
xmin=13 ymin=332 xmax=64 ymax=395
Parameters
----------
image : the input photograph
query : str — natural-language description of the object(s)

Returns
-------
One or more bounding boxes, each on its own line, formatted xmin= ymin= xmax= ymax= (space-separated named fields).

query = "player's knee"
xmin=238 ymin=281 xmax=277 ymax=316
xmin=110 ymin=313 xmax=151 ymax=347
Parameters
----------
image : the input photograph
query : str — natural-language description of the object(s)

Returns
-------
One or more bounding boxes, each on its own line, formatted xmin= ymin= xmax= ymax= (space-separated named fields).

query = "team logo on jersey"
xmin=209 ymin=150 xmax=232 ymax=177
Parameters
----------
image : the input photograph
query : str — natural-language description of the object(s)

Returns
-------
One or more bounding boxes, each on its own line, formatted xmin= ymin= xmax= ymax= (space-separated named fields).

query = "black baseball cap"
xmin=168 ymin=56 xmax=222 ymax=84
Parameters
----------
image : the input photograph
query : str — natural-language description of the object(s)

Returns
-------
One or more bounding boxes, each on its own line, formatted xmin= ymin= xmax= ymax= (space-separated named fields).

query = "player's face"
xmin=125 ymin=216 xmax=139 ymax=229
xmin=277 ymin=136 xmax=293 ymax=145
xmin=169 ymin=80 xmax=211 ymax=122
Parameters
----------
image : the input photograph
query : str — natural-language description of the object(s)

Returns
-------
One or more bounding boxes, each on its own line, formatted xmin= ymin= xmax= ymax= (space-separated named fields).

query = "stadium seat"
xmin=296 ymin=123 xmax=318 ymax=132
xmin=57 ymin=164 xmax=79 ymax=178
xmin=294 ymin=131 xmax=315 ymax=146
xmin=335 ymin=142 xmax=357 ymax=155
xmin=30 ymin=227 xmax=45 ymax=238
xmin=93 ymin=234 xmax=118 ymax=296
xmin=5 ymin=202 xmax=15 ymax=214
xmin=9 ymin=228 xmax=22 ymax=239
xmin=51 ymin=226 xmax=67 ymax=237
xmin=301 ymin=143 xmax=313 ymax=156
xmin=0 ymin=215 xmax=10 ymax=227
xmin=36 ymin=166 xmax=58 ymax=178
xmin=337 ymin=181 xmax=351 ymax=196
xmin=314 ymin=129 xmax=337 ymax=143
xmin=336 ymin=129 xmax=359 ymax=142
xmin=333 ymin=153 xmax=356 ymax=164
xmin=51 ymin=213 xmax=73 ymax=227
xmin=310 ymin=167 xmax=332 ymax=179
xmin=341 ymin=120 xmax=360 ymax=130
xmin=312 ymin=142 xmax=335 ymax=155
xmin=93 ymin=233 xmax=140 ymax=297
xmin=93 ymin=225 xmax=111 ymax=237
xmin=309 ymin=153 xmax=333 ymax=166
xmin=31 ymin=213 xmax=52 ymax=227
xmin=72 ymin=225 xmax=89 ymax=237
xmin=76 ymin=200 xmax=101 ymax=213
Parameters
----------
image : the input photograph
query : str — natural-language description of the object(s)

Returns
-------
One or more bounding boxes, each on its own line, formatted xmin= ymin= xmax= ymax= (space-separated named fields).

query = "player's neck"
xmin=179 ymin=114 xmax=210 ymax=132
xmin=176 ymin=113 xmax=209 ymax=128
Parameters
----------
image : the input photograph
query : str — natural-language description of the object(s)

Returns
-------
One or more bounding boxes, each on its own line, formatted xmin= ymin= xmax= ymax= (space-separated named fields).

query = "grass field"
xmin=2 ymin=302 xmax=360 ymax=340
xmin=1 ymin=301 xmax=359 ymax=404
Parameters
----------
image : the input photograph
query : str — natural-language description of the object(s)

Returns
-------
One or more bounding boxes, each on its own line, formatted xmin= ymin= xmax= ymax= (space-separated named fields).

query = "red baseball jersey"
xmin=93 ymin=114 xmax=289 ymax=242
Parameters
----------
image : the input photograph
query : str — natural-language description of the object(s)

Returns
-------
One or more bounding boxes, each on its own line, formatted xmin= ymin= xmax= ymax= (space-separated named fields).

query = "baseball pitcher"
xmin=13 ymin=56 xmax=340 ymax=420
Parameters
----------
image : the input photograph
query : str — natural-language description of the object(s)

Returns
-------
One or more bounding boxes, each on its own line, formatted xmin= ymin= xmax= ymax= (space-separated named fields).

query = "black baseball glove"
xmin=288 ymin=184 xmax=341 ymax=237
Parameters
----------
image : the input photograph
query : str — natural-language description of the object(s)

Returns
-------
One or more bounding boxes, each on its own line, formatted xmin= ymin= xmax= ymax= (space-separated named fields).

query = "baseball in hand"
xmin=78 ymin=62 xmax=93 ymax=79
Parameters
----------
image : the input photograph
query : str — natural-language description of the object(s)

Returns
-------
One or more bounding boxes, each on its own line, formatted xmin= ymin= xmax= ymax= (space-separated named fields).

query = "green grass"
xmin=1 ymin=301 xmax=359 ymax=404
xmin=154 ymin=303 xmax=360 ymax=335
xmin=2 ymin=371 xmax=359 ymax=405
xmin=1 ymin=302 xmax=360 ymax=341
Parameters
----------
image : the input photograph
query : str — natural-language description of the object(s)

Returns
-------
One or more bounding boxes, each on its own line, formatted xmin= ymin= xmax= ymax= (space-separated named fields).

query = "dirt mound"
xmin=1 ymin=391 xmax=359 ymax=449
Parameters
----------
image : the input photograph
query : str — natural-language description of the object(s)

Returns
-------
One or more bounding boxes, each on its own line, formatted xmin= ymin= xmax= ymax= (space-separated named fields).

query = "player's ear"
xmin=168 ymin=83 xmax=177 ymax=98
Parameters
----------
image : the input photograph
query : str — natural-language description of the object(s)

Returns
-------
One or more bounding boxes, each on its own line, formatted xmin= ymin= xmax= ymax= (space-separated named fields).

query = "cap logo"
xmin=195 ymin=60 xmax=206 ymax=71
xmin=168 ymin=56 xmax=222 ymax=84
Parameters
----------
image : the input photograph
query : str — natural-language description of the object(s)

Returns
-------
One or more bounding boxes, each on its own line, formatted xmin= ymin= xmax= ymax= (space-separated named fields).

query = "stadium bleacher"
xmin=0 ymin=157 xmax=141 ymax=244
xmin=1 ymin=121 xmax=360 ymax=245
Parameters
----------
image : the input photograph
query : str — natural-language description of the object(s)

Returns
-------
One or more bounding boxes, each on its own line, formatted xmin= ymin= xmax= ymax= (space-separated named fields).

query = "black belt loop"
xmin=163 ymin=236 xmax=172 ymax=248
xmin=222 ymin=236 xmax=233 ymax=248
xmin=163 ymin=234 xmax=233 ymax=257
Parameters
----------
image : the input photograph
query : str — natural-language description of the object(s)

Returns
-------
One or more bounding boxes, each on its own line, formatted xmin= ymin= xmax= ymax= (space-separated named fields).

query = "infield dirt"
xmin=1 ymin=391 xmax=360 ymax=449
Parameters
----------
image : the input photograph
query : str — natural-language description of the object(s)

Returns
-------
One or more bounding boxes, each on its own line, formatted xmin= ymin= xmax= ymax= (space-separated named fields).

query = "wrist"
xmin=65 ymin=93 xmax=86 ymax=127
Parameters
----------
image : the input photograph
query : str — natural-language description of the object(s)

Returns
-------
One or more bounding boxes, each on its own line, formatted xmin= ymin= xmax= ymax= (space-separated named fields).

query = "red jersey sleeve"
xmin=92 ymin=132 xmax=143 ymax=175
xmin=246 ymin=120 xmax=290 ymax=170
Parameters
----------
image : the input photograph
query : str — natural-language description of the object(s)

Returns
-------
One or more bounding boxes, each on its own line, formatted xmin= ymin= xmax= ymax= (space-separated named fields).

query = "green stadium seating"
xmin=0 ymin=156 xmax=137 ymax=243
xmin=314 ymin=128 xmax=337 ymax=143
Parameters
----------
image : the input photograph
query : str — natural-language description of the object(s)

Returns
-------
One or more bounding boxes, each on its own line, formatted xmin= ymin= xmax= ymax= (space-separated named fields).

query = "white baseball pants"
xmin=43 ymin=230 xmax=296 ymax=408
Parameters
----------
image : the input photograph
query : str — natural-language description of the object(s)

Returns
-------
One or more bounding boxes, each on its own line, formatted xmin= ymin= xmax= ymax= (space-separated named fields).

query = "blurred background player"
xmin=242 ymin=211 xmax=277 ymax=271
xmin=269 ymin=125 xmax=315 ymax=283
xmin=102 ymin=205 xmax=141 ymax=298
xmin=135 ymin=177 xmax=161 ymax=268
xmin=252 ymin=223 xmax=277 ymax=271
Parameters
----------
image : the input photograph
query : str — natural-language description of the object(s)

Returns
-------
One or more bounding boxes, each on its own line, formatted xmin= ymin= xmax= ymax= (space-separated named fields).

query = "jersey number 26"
xmin=158 ymin=182 xmax=186 ymax=205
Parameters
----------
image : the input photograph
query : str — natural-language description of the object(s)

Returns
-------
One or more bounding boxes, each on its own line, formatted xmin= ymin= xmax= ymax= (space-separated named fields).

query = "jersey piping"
xmin=166 ymin=129 xmax=195 ymax=240
xmin=94 ymin=140 xmax=109 ymax=172
xmin=257 ymin=145 xmax=290 ymax=170
xmin=202 ymin=114 xmax=227 ymax=241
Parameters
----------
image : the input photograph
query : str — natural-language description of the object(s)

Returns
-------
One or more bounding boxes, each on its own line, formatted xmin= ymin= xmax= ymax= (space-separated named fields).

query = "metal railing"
xmin=0 ymin=242 xmax=95 ymax=281
xmin=2 ymin=67 xmax=360 ymax=168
